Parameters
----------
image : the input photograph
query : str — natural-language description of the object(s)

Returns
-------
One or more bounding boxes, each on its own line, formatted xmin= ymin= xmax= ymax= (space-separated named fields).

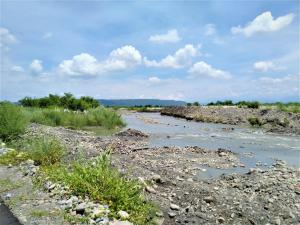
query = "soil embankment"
xmin=161 ymin=106 xmax=300 ymax=135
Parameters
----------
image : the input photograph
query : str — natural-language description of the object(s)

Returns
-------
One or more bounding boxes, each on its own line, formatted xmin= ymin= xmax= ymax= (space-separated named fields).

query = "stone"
xmin=4 ymin=193 xmax=12 ymax=200
xmin=156 ymin=211 xmax=164 ymax=217
xmin=145 ymin=186 xmax=156 ymax=194
xmin=170 ymin=203 xmax=180 ymax=210
xmin=109 ymin=221 xmax=133 ymax=225
xmin=75 ymin=203 xmax=86 ymax=214
xmin=151 ymin=174 xmax=162 ymax=183
xmin=70 ymin=195 xmax=79 ymax=203
xmin=117 ymin=210 xmax=130 ymax=219
xmin=168 ymin=212 xmax=176 ymax=218
xmin=218 ymin=217 xmax=225 ymax=223
xmin=203 ymin=196 xmax=215 ymax=203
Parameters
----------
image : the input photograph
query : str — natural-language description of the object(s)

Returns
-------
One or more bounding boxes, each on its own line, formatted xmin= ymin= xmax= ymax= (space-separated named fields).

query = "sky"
xmin=1 ymin=0 xmax=299 ymax=103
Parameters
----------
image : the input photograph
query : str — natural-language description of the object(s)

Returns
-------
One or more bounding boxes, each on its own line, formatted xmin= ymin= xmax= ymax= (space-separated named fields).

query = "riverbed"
xmin=123 ymin=112 xmax=300 ymax=178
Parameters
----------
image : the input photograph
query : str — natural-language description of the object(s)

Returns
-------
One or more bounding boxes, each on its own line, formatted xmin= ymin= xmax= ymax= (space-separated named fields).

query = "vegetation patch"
xmin=19 ymin=93 xmax=99 ymax=111
xmin=248 ymin=117 xmax=262 ymax=127
xmin=40 ymin=152 xmax=157 ymax=224
xmin=25 ymin=107 xmax=125 ymax=130
xmin=1 ymin=137 xmax=65 ymax=166
xmin=0 ymin=102 xmax=29 ymax=142
xmin=0 ymin=150 xmax=29 ymax=166
xmin=0 ymin=178 xmax=24 ymax=193
xmin=16 ymin=137 xmax=65 ymax=166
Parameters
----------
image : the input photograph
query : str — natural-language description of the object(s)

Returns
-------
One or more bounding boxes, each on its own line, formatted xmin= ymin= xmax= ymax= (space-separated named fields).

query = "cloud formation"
xmin=231 ymin=11 xmax=295 ymax=37
xmin=144 ymin=44 xmax=200 ymax=69
xmin=148 ymin=76 xmax=161 ymax=83
xmin=253 ymin=60 xmax=281 ymax=72
xmin=58 ymin=45 xmax=142 ymax=76
xmin=149 ymin=29 xmax=181 ymax=43
xmin=188 ymin=61 xmax=232 ymax=79
xmin=204 ymin=24 xmax=216 ymax=36
xmin=30 ymin=59 xmax=43 ymax=73
xmin=0 ymin=27 xmax=17 ymax=51
xmin=11 ymin=65 xmax=24 ymax=72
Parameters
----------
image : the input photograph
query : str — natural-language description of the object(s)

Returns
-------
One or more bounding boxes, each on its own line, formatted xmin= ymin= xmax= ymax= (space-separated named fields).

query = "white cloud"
xmin=58 ymin=45 xmax=142 ymax=76
xmin=11 ymin=65 xmax=24 ymax=72
xmin=204 ymin=24 xmax=216 ymax=36
xmin=0 ymin=27 xmax=17 ymax=51
xmin=259 ymin=74 xmax=297 ymax=83
xmin=253 ymin=60 xmax=282 ymax=72
xmin=30 ymin=59 xmax=43 ymax=73
xmin=231 ymin=11 xmax=295 ymax=37
xmin=43 ymin=32 xmax=53 ymax=39
xmin=144 ymin=44 xmax=200 ymax=69
xmin=59 ymin=53 xmax=101 ymax=76
xmin=104 ymin=45 xmax=142 ymax=70
xmin=188 ymin=61 xmax=232 ymax=79
xmin=149 ymin=29 xmax=181 ymax=43
xmin=148 ymin=76 xmax=161 ymax=83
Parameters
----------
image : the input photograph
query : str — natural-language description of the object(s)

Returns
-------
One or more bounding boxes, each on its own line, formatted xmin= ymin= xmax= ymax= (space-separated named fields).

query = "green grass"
xmin=30 ymin=210 xmax=50 ymax=218
xmin=261 ymin=102 xmax=300 ymax=113
xmin=25 ymin=107 xmax=125 ymax=130
xmin=0 ymin=102 xmax=29 ymax=141
xmin=1 ymin=137 xmax=65 ymax=166
xmin=16 ymin=137 xmax=65 ymax=166
xmin=40 ymin=152 xmax=157 ymax=225
xmin=0 ymin=150 xmax=29 ymax=166
xmin=0 ymin=178 xmax=24 ymax=193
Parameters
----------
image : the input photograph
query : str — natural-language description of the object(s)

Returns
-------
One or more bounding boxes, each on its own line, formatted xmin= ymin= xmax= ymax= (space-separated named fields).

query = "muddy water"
xmin=122 ymin=112 xmax=300 ymax=178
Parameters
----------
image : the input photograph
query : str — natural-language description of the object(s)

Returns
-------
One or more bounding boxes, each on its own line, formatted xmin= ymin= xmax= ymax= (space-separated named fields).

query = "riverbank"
xmin=161 ymin=106 xmax=300 ymax=135
xmin=1 ymin=123 xmax=299 ymax=224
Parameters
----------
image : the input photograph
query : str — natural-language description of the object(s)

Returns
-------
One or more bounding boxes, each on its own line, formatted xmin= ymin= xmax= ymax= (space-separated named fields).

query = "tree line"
xmin=18 ymin=93 xmax=100 ymax=111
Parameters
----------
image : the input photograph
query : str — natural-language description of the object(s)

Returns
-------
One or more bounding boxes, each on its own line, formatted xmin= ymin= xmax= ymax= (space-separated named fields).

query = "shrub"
xmin=0 ymin=102 xmax=29 ymax=141
xmin=248 ymin=117 xmax=262 ymax=127
xmin=42 ymin=152 xmax=157 ymax=224
xmin=237 ymin=101 xmax=260 ymax=109
xmin=13 ymin=137 xmax=65 ymax=166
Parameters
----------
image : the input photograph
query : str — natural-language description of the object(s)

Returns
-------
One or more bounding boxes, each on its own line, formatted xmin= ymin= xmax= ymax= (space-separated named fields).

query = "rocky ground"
xmin=0 ymin=124 xmax=299 ymax=225
xmin=161 ymin=106 xmax=300 ymax=135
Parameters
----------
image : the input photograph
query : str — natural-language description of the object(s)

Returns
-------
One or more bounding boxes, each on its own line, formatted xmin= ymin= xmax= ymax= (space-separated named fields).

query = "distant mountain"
xmin=98 ymin=99 xmax=186 ymax=107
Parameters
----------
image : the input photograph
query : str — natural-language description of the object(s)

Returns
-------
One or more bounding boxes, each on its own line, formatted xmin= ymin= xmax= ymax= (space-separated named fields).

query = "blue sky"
xmin=1 ymin=0 xmax=299 ymax=102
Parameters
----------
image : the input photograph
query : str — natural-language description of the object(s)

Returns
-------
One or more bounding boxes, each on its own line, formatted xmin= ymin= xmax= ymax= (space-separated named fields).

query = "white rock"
xmin=109 ymin=220 xmax=133 ymax=225
xmin=145 ymin=186 xmax=156 ymax=194
xmin=117 ymin=210 xmax=130 ymax=219
xmin=170 ymin=203 xmax=180 ymax=210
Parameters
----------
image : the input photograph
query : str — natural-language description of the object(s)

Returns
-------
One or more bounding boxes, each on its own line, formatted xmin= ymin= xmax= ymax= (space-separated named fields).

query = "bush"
xmin=12 ymin=137 xmax=65 ymax=166
xmin=248 ymin=117 xmax=262 ymax=127
xmin=0 ymin=102 xmax=29 ymax=141
xmin=42 ymin=152 xmax=157 ymax=224
xmin=236 ymin=101 xmax=260 ymax=109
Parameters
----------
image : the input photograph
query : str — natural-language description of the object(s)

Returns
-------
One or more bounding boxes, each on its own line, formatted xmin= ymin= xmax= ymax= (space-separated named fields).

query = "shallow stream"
xmin=123 ymin=112 xmax=300 ymax=178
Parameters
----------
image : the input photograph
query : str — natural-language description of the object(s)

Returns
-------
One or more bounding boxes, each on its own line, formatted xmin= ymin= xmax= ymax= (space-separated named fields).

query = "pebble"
xmin=168 ymin=212 xmax=176 ymax=218
xmin=117 ymin=210 xmax=130 ymax=219
xmin=145 ymin=186 xmax=156 ymax=194
xmin=170 ymin=203 xmax=180 ymax=210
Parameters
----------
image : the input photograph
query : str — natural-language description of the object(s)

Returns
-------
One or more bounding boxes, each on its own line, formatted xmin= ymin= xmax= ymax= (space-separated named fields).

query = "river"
xmin=122 ymin=112 xmax=300 ymax=178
